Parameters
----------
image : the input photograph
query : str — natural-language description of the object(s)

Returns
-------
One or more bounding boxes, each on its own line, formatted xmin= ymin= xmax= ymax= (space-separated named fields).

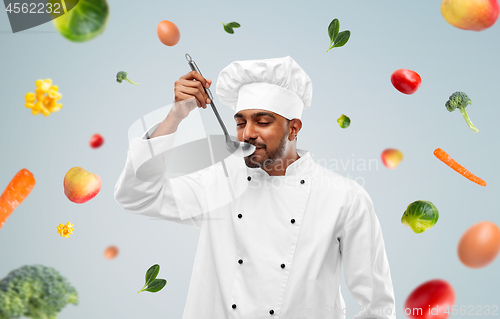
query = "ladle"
xmin=185 ymin=54 xmax=256 ymax=157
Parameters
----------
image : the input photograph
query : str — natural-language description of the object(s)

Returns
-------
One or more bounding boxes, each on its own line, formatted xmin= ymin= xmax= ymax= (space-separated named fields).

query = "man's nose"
xmin=242 ymin=122 xmax=258 ymax=141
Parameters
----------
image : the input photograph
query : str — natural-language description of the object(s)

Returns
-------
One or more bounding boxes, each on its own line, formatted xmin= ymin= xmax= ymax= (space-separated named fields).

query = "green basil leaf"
xmin=226 ymin=22 xmax=241 ymax=28
xmin=145 ymin=264 xmax=160 ymax=286
xmin=328 ymin=19 xmax=339 ymax=41
xmin=333 ymin=30 xmax=350 ymax=48
xmin=145 ymin=279 xmax=167 ymax=293
xmin=224 ymin=25 xmax=234 ymax=34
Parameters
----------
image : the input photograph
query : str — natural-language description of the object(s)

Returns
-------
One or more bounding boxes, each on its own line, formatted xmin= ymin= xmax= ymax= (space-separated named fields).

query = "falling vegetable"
xmin=445 ymin=91 xmax=479 ymax=133
xmin=0 ymin=169 xmax=36 ymax=230
xmin=401 ymin=200 xmax=439 ymax=234
xmin=390 ymin=69 xmax=422 ymax=95
xmin=138 ymin=264 xmax=167 ymax=293
xmin=89 ymin=134 xmax=104 ymax=148
xmin=221 ymin=21 xmax=241 ymax=34
xmin=326 ymin=18 xmax=350 ymax=52
xmin=433 ymin=148 xmax=486 ymax=186
xmin=56 ymin=222 xmax=74 ymax=238
xmin=25 ymin=79 xmax=63 ymax=116
xmin=49 ymin=0 xmax=109 ymax=42
xmin=405 ymin=279 xmax=455 ymax=319
xmin=337 ymin=114 xmax=350 ymax=128
xmin=0 ymin=265 xmax=78 ymax=319
xmin=116 ymin=71 xmax=139 ymax=85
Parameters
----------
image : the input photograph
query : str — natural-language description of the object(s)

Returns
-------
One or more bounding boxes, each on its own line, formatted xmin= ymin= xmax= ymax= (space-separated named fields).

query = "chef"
xmin=114 ymin=56 xmax=396 ymax=319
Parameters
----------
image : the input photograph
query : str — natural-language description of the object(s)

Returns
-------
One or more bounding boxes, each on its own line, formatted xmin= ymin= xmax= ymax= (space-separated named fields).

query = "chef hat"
xmin=216 ymin=56 xmax=312 ymax=120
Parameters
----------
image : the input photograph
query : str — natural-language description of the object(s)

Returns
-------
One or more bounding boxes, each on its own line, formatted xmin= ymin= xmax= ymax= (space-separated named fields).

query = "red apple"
xmin=89 ymin=134 xmax=104 ymax=148
xmin=441 ymin=0 xmax=500 ymax=31
xmin=64 ymin=167 xmax=101 ymax=204
xmin=381 ymin=149 xmax=404 ymax=169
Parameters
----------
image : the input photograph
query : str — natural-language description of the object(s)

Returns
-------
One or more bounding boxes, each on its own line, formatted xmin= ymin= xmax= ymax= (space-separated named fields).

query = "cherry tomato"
xmin=405 ymin=279 xmax=455 ymax=319
xmin=391 ymin=69 xmax=422 ymax=95
xmin=89 ymin=134 xmax=104 ymax=148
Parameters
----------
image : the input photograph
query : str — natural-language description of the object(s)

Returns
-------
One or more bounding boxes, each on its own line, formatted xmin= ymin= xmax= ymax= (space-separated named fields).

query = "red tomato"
xmin=391 ymin=69 xmax=422 ymax=94
xmin=89 ymin=134 xmax=104 ymax=148
xmin=405 ymin=279 xmax=455 ymax=319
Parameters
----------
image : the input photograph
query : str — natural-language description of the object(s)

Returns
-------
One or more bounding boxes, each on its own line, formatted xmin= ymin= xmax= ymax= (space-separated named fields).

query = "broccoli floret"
xmin=445 ymin=91 xmax=479 ymax=133
xmin=0 ymin=265 xmax=78 ymax=319
xmin=116 ymin=71 xmax=139 ymax=85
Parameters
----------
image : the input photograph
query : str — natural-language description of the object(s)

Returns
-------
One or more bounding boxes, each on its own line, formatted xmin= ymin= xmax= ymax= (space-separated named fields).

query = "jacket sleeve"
xmin=340 ymin=187 xmax=396 ymax=319
xmin=114 ymin=122 xmax=209 ymax=229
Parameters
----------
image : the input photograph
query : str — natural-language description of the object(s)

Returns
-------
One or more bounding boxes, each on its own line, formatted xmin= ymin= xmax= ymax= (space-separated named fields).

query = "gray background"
xmin=1 ymin=0 xmax=499 ymax=318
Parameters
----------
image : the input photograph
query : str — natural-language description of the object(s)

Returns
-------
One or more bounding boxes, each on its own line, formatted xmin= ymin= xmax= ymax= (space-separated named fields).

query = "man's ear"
xmin=289 ymin=119 xmax=302 ymax=139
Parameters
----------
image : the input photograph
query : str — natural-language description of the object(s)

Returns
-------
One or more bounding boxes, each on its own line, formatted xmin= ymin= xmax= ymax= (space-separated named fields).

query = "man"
xmin=114 ymin=56 xmax=396 ymax=319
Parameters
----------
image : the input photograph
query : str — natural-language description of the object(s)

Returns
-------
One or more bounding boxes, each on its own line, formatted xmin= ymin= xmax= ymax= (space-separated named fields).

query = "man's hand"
xmin=149 ymin=72 xmax=212 ymax=139
xmin=171 ymin=71 xmax=212 ymax=120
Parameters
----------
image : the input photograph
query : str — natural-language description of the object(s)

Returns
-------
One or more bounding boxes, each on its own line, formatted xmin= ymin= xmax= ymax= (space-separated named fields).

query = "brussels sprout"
xmin=337 ymin=114 xmax=351 ymax=128
xmin=50 ymin=0 xmax=109 ymax=42
xmin=401 ymin=200 xmax=439 ymax=234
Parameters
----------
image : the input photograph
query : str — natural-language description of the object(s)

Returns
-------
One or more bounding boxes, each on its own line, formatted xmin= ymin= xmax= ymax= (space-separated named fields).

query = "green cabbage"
xmin=50 ymin=0 xmax=109 ymax=42
xmin=401 ymin=200 xmax=439 ymax=234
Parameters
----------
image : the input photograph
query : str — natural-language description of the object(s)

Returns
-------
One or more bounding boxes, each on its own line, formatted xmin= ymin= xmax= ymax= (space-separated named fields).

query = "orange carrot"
xmin=433 ymin=148 xmax=486 ymax=187
xmin=0 ymin=169 xmax=36 ymax=229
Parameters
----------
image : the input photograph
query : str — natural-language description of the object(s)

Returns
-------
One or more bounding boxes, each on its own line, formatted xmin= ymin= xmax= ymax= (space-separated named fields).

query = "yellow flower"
xmin=33 ymin=101 xmax=42 ymax=112
xmin=52 ymin=103 xmax=63 ymax=112
xmin=36 ymin=91 xmax=45 ymax=102
xmin=39 ymin=79 xmax=51 ymax=93
xmin=40 ymin=105 xmax=50 ymax=117
xmin=57 ymin=222 xmax=74 ymax=238
xmin=47 ymin=99 xmax=57 ymax=110
xmin=48 ymin=89 xmax=57 ymax=99
xmin=25 ymin=92 xmax=36 ymax=102
xmin=26 ymin=79 xmax=62 ymax=116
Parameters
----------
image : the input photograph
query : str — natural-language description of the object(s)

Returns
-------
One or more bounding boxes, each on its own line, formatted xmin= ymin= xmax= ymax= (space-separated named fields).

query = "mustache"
xmin=245 ymin=140 xmax=266 ymax=149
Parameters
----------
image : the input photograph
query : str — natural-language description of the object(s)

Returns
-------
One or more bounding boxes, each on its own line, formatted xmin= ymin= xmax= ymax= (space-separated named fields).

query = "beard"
xmin=244 ymin=130 xmax=288 ymax=168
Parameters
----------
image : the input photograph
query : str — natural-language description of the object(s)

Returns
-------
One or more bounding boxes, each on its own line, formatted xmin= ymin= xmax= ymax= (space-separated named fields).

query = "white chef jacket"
xmin=114 ymin=123 xmax=396 ymax=319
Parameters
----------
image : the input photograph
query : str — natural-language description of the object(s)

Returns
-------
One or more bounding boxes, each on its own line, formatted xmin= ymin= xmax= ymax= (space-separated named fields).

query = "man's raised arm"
xmin=113 ymin=72 xmax=213 ymax=228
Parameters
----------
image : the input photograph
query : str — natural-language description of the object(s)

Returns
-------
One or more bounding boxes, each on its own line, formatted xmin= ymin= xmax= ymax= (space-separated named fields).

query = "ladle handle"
xmin=208 ymin=101 xmax=231 ymax=140
xmin=185 ymin=54 xmax=231 ymax=140
xmin=185 ymin=54 xmax=213 ymax=101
